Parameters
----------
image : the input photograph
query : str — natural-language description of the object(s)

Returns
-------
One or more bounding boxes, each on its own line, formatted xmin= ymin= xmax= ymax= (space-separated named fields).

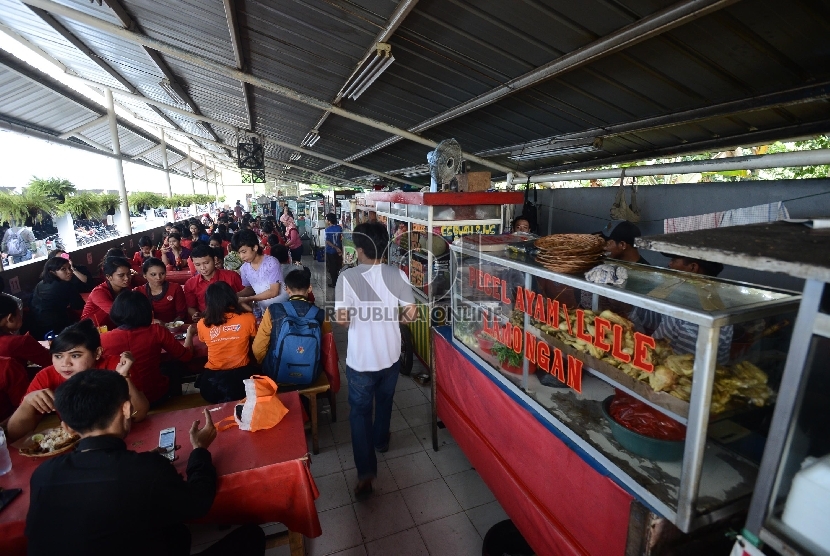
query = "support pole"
xmin=188 ymin=146 xmax=195 ymax=194
xmin=105 ymin=88 xmax=131 ymax=235
xmin=202 ymin=154 xmax=210 ymax=195
xmin=160 ymin=127 xmax=172 ymax=198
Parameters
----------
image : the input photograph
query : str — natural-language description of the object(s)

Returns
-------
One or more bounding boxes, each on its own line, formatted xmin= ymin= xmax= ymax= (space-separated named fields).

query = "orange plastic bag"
xmin=217 ymin=375 xmax=289 ymax=432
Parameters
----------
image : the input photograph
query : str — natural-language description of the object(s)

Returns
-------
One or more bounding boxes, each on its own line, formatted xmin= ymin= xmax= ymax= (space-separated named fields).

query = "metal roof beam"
xmin=529 ymin=148 xmax=830 ymax=183
xmin=131 ymin=143 xmax=161 ymax=160
xmin=18 ymin=0 xmax=520 ymax=178
xmin=66 ymin=75 xmax=424 ymax=188
xmin=0 ymin=116 xmax=189 ymax=176
xmin=477 ymin=79 xmax=830 ymax=158
xmin=58 ymin=115 xmax=108 ymax=139
xmin=221 ymin=0 xmax=252 ymax=130
xmin=321 ymin=0 xmax=740 ymax=172
xmin=100 ymin=0 xmax=227 ymax=152
xmin=0 ymin=49 xmax=190 ymax=162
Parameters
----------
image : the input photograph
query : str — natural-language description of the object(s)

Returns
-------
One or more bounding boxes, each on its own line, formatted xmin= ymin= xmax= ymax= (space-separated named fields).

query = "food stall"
xmin=435 ymin=233 xmax=801 ymax=555
xmin=636 ymin=221 xmax=830 ymax=556
xmin=364 ymin=191 xmax=523 ymax=364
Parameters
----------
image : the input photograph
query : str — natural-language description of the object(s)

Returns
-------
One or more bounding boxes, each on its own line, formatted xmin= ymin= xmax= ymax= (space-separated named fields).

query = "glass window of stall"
xmin=452 ymin=248 xmax=799 ymax=529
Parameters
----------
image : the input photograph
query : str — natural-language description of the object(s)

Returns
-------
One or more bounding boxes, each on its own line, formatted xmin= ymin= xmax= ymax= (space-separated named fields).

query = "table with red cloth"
xmin=433 ymin=327 xmax=634 ymax=556
xmin=0 ymin=391 xmax=321 ymax=556
xmin=132 ymin=270 xmax=193 ymax=286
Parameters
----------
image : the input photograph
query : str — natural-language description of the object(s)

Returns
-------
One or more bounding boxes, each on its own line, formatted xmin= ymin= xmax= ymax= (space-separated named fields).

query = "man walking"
xmin=335 ymin=222 xmax=416 ymax=498
xmin=324 ymin=213 xmax=343 ymax=288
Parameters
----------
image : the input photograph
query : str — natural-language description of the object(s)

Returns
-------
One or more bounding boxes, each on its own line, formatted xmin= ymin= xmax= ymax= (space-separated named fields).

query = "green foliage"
xmin=765 ymin=135 xmax=830 ymax=179
xmin=99 ymin=193 xmax=122 ymax=214
xmin=168 ymin=194 xmax=195 ymax=208
xmin=128 ymin=192 xmax=166 ymax=212
xmin=0 ymin=191 xmax=29 ymax=226
xmin=56 ymin=192 xmax=106 ymax=219
xmin=26 ymin=176 xmax=76 ymax=202
xmin=491 ymin=342 xmax=523 ymax=367
xmin=193 ymin=194 xmax=214 ymax=206
xmin=19 ymin=189 xmax=57 ymax=222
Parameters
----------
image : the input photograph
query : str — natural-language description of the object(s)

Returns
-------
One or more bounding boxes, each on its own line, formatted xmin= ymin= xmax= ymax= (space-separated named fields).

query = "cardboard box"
xmin=457 ymin=171 xmax=491 ymax=192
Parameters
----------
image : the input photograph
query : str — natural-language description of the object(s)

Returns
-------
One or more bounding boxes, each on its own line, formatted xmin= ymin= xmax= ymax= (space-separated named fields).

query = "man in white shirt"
xmin=335 ymin=222 xmax=416 ymax=498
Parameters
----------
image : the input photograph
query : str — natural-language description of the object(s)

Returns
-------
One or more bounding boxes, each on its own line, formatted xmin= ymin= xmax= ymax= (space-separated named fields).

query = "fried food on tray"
xmin=529 ymin=308 xmax=776 ymax=413
xmin=20 ymin=427 xmax=80 ymax=456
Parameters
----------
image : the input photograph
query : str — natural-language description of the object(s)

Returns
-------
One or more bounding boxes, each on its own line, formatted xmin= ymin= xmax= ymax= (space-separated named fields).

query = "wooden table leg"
xmin=308 ymin=393 xmax=319 ymax=455
xmin=289 ymin=530 xmax=305 ymax=556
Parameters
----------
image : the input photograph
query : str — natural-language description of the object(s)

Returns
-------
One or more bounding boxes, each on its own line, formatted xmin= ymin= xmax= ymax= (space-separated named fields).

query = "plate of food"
xmin=165 ymin=320 xmax=185 ymax=333
xmin=19 ymin=427 xmax=80 ymax=458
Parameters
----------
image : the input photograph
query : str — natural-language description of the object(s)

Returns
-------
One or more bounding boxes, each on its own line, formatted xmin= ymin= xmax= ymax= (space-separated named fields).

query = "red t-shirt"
xmin=26 ymin=355 xmax=122 ymax=395
xmin=100 ymin=324 xmax=191 ymax=403
xmin=184 ymin=269 xmax=244 ymax=313
xmin=0 ymin=332 xmax=52 ymax=368
xmin=81 ymin=283 xmax=119 ymax=330
xmin=134 ymin=282 xmax=187 ymax=323
xmin=0 ymin=356 xmax=29 ymax=421
xmin=132 ymin=251 xmax=159 ymax=273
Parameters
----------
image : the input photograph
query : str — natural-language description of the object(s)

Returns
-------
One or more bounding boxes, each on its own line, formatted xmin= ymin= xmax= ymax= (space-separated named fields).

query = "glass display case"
xmin=450 ymin=243 xmax=801 ymax=533
xmin=365 ymin=191 xmax=523 ymax=362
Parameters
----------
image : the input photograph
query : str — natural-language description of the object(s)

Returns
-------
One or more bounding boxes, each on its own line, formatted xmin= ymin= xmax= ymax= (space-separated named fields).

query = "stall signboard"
xmin=439 ymin=224 xmax=499 ymax=241
xmin=469 ymin=267 xmax=657 ymax=394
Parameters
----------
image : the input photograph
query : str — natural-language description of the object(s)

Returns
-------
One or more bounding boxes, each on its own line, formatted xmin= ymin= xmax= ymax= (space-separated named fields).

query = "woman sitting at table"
xmin=82 ymin=256 xmax=132 ymax=331
xmin=234 ymin=229 xmax=282 ymax=316
xmin=175 ymin=224 xmax=194 ymax=250
xmin=30 ymin=255 xmax=86 ymax=339
xmin=196 ymin=282 xmax=257 ymax=403
xmin=48 ymin=249 xmax=93 ymax=293
xmin=190 ymin=221 xmax=211 ymax=243
xmin=161 ymin=232 xmax=191 ymax=272
xmin=131 ymin=235 xmax=158 ymax=272
xmin=101 ymin=291 xmax=195 ymax=405
xmin=0 ymin=295 xmax=52 ymax=368
xmin=135 ymin=257 xmax=188 ymax=324
xmin=5 ymin=319 xmax=149 ymax=442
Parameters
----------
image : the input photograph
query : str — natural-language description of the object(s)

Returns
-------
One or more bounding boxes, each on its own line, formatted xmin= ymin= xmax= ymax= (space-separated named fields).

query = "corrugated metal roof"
xmin=0 ymin=0 xmax=829 ymax=187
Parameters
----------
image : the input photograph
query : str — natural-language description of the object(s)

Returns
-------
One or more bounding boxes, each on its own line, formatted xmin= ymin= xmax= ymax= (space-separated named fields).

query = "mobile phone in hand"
xmin=158 ymin=427 xmax=176 ymax=461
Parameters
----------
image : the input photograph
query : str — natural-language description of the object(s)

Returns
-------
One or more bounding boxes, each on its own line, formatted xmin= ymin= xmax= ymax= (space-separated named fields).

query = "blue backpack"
xmin=270 ymin=303 xmax=321 ymax=385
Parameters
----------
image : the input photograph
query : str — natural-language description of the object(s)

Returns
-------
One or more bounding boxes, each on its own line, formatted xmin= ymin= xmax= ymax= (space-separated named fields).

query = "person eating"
xmin=161 ymin=232 xmax=191 ymax=271
xmin=0 ymin=295 xmax=51 ymax=368
xmin=604 ymin=221 xmax=650 ymax=265
xmin=131 ymin=235 xmax=157 ymax=272
xmin=81 ymin=256 xmax=132 ymax=331
xmin=184 ymin=245 xmax=244 ymax=322
xmin=234 ymin=230 xmax=282 ymax=315
xmin=135 ymin=257 xmax=188 ymax=324
xmin=5 ymin=319 xmax=148 ymax=442
xmin=101 ymin=291 xmax=195 ymax=404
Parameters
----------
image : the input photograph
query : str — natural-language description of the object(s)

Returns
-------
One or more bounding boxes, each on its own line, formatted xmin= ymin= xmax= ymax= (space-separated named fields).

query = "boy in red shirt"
xmin=185 ymin=245 xmax=243 ymax=322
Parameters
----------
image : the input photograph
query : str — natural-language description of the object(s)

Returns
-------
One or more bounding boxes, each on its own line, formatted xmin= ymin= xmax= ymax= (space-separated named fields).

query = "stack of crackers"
xmin=534 ymin=234 xmax=606 ymax=274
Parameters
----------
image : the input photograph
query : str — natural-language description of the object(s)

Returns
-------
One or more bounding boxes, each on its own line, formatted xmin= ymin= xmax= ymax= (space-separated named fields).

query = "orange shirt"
xmin=197 ymin=312 xmax=256 ymax=371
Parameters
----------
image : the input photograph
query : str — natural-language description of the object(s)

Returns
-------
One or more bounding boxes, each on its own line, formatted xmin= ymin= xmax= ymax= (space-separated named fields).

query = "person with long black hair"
xmin=196 ymin=282 xmax=257 ymax=403
xmin=5 ymin=319 xmax=148 ymax=442
xmin=82 ymin=256 xmax=132 ymax=330
xmin=30 ymin=255 xmax=86 ymax=337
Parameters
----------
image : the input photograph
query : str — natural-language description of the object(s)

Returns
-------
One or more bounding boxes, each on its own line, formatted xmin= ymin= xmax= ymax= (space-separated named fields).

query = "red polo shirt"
xmin=100 ymin=324 xmax=191 ymax=403
xmin=134 ymin=282 xmax=187 ymax=323
xmin=81 ymin=282 xmax=118 ymax=330
xmin=0 ymin=356 xmax=29 ymax=421
xmin=184 ymin=269 xmax=243 ymax=313
xmin=26 ymin=355 xmax=123 ymax=395
xmin=0 ymin=332 xmax=52 ymax=368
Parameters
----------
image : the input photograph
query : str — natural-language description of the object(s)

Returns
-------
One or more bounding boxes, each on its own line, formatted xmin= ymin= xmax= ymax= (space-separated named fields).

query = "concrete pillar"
xmin=54 ymin=212 xmax=78 ymax=251
xmin=105 ymin=88 xmax=131 ymax=235
xmin=160 ymin=127 xmax=172 ymax=197
xmin=202 ymin=154 xmax=210 ymax=195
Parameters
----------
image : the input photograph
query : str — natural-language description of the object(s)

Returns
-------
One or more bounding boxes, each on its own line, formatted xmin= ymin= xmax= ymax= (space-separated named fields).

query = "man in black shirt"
xmin=605 ymin=221 xmax=650 ymax=265
xmin=25 ymin=370 xmax=265 ymax=556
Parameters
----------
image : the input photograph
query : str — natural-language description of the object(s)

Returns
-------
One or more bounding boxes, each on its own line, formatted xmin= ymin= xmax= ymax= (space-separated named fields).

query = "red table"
xmin=0 ymin=391 xmax=320 ymax=555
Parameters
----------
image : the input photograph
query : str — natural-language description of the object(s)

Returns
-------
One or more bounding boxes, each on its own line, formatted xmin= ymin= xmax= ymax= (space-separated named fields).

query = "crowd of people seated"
xmin=0 ymin=209 xmax=328 ymax=437
xmin=0 ymin=207 xmax=344 ymax=555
